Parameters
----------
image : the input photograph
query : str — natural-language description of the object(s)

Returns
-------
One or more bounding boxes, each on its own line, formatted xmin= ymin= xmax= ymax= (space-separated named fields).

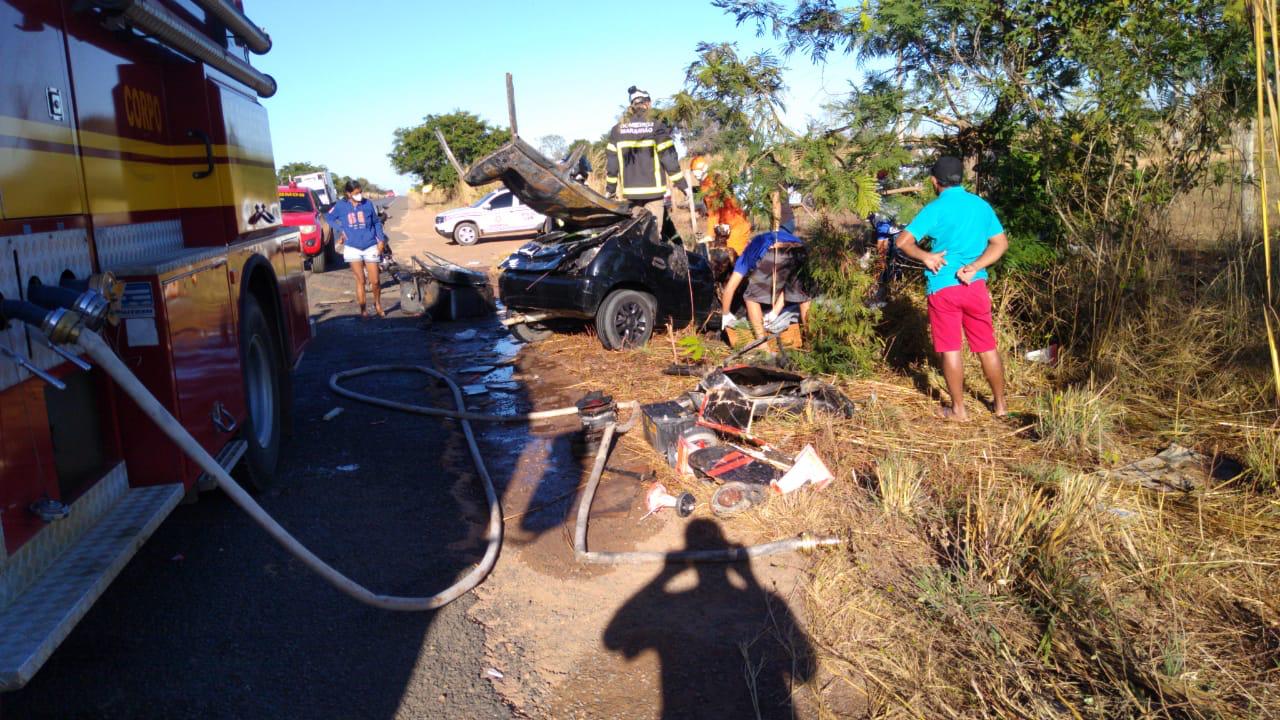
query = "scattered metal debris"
xmin=642 ymin=483 xmax=695 ymax=519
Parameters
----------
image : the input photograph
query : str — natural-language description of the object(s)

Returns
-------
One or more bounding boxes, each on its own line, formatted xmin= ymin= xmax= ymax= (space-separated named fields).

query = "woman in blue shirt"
xmin=326 ymin=180 xmax=387 ymax=318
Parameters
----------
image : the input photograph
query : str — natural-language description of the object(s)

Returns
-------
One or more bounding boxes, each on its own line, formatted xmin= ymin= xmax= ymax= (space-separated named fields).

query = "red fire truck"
xmin=0 ymin=0 xmax=308 ymax=689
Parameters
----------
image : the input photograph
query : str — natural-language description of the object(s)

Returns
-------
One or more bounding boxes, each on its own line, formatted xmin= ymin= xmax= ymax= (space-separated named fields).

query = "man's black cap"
xmin=931 ymin=156 xmax=965 ymax=185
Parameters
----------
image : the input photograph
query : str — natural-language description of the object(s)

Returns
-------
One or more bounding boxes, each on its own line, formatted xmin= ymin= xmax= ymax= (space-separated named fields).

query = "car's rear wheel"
xmin=454 ymin=221 xmax=479 ymax=246
xmin=509 ymin=321 xmax=553 ymax=344
xmin=596 ymin=289 xmax=657 ymax=350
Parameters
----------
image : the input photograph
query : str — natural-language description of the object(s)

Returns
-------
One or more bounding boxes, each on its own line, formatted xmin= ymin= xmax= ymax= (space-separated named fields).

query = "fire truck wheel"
xmin=596 ymin=288 xmax=657 ymax=351
xmin=238 ymin=295 xmax=282 ymax=491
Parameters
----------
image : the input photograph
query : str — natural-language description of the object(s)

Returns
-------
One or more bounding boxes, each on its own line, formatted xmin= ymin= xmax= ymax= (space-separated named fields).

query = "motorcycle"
xmin=866 ymin=212 xmax=908 ymax=309
xmin=376 ymin=201 xmax=395 ymax=272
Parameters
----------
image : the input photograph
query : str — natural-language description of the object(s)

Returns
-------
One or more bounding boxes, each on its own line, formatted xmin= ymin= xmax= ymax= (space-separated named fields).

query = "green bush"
xmin=793 ymin=218 xmax=883 ymax=377
xmin=998 ymin=232 xmax=1059 ymax=274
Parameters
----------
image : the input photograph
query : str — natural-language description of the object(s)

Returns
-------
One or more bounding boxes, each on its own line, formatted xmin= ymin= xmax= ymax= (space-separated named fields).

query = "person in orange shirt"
xmin=690 ymin=156 xmax=752 ymax=256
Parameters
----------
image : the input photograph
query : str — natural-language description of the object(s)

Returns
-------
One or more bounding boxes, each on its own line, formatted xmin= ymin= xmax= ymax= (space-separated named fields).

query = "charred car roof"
xmin=464 ymin=138 xmax=632 ymax=228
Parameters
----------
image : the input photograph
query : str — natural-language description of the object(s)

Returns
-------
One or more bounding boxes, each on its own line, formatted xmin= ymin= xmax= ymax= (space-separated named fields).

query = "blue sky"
xmin=249 ymin=0 xmax=861 ymax=192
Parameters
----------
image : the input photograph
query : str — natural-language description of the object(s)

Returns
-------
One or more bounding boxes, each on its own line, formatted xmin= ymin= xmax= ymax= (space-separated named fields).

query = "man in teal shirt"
xmin=895 ymin=157 xmax=1009 ymax=421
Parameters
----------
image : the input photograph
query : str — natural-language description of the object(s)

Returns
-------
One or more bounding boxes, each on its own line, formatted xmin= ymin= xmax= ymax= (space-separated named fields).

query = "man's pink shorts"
xmin=927 ymin=280 xmax=997 ymax=353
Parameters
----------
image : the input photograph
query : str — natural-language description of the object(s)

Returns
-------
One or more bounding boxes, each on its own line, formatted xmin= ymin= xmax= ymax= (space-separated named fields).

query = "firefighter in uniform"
xmin=605 ymin=86 xmax=690 ymax=232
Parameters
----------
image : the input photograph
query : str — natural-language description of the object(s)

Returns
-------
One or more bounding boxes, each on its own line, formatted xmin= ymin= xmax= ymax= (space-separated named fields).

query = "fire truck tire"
xmin=596 ymin=288 xmax=657 ymax=350
xmin=238 ymin=295 xmax=283 ymax=491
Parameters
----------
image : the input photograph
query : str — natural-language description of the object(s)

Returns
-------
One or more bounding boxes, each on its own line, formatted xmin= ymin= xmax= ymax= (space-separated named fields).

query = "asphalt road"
xmin=5 ymin=196 xmax=515 ymax=720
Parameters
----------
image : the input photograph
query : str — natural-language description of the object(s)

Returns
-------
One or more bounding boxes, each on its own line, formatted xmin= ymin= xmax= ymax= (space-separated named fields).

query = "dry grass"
xmin=1241 ymin=425 xmax=1280 ymax=491
xmin=534 ymin=289 xmax=1280 ymax=717
xmin=1034 ymin=385 xmax=1121 ymax=460
xmin=510 ymin=175 xmax=1280 ymax=716
xmin=874 ymin=451 xmax=926 ymax=518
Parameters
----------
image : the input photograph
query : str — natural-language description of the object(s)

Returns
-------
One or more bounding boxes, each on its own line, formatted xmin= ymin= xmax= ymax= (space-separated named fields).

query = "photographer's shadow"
xmin=604 ymin=519 xmax=815 ymax=719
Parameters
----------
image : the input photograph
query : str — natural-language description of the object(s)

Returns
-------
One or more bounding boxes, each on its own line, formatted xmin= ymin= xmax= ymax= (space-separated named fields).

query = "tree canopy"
xmin=536 ymin=134 xmax=569 ymax=160
xmin=388 ymin=111 xmax=510 ymax=190
xmin=661 ymin=41 xmax=888 ymax=220
xmin=712 ymin=0 xmax=1254 ymax=239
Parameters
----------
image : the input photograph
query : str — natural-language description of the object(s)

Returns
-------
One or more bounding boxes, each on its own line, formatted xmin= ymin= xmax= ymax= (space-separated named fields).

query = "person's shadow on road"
xmin=604 ymin=519 xmax=816 ymax=719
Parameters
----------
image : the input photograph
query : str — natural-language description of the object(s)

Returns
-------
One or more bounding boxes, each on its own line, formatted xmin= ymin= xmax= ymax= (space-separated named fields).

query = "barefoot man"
xmin=895 ymin=156 xmax=1008 ymax=421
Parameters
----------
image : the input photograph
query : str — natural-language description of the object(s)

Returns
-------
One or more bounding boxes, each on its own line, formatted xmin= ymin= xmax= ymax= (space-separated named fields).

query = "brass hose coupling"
xmin=29 ymin=277 xmax=110 ymax=331
xmin=42 ymin=307 xmax=84 ymax=345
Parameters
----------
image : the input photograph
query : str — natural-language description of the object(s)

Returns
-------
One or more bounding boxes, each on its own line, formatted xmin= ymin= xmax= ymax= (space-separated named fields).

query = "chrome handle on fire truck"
xmin=211 ymin=401 xmax=238 ymax=433
xmin=0 ymin=345 xmax=66 ymax=390
xmin=187 ymin=128 xmax=214 ymax=180
xmin=43 ymin=340 xmax=92 ymax=371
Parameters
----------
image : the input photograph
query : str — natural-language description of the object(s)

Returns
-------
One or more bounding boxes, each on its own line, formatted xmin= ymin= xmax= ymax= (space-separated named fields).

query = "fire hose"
xmin=572 ymin=422 xmax=843 ymax=564
xmin=75 ymin=330 xmax=841 ymax=611
xmin=81 ymin=331 xmax=499 ymax=611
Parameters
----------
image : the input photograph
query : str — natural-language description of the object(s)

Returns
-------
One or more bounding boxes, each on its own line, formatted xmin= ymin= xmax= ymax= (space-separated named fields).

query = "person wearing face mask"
xmin=326 ymin=180 xmax=387 ymax=318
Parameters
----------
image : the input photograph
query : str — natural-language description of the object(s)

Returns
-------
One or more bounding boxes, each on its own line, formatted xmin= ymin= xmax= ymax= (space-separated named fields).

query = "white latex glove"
xmin=721 ymin=312 xmax=737 ymax=328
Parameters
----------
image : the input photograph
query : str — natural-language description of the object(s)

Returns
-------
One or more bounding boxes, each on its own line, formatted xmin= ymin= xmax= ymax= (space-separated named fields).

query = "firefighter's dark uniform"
xmin=604 ymin=116 xmax=689 ymax=231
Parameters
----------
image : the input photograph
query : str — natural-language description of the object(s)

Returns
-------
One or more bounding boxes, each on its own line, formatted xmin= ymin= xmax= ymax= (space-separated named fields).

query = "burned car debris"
xmin=457 ymin=137 xmax=717 ymax=349
xmin=695 ymin=365 xmax=857 ymax=434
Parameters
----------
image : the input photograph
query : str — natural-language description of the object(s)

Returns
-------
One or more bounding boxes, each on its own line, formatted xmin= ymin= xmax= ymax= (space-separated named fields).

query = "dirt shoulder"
xmin=398 ymin=197 xmax=825 ymax=720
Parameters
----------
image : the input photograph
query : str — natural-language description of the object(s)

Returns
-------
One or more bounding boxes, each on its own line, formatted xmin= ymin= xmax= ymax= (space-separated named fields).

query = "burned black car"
xmin=497 ymin=213 xmax=717 ymax=348
xmin=461 ymin=138 xmax=717 ymax=349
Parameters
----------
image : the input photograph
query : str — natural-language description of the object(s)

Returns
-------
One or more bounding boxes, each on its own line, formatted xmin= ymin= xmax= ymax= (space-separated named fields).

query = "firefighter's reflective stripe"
xmin=605 ymin=176 xmax=619 ymax=183
xmin=613 ymin=139 xmax=663 ymax=191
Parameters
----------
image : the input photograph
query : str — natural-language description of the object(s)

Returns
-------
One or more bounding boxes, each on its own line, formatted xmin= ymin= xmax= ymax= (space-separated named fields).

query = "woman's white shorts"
xmin=342 ymin=243 xmax=381 ymax=263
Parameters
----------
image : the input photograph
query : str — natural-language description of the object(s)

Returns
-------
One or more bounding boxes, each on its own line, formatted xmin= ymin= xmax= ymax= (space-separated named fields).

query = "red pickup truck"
xmin=278 ymin=183 xmax=335 ymax=272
